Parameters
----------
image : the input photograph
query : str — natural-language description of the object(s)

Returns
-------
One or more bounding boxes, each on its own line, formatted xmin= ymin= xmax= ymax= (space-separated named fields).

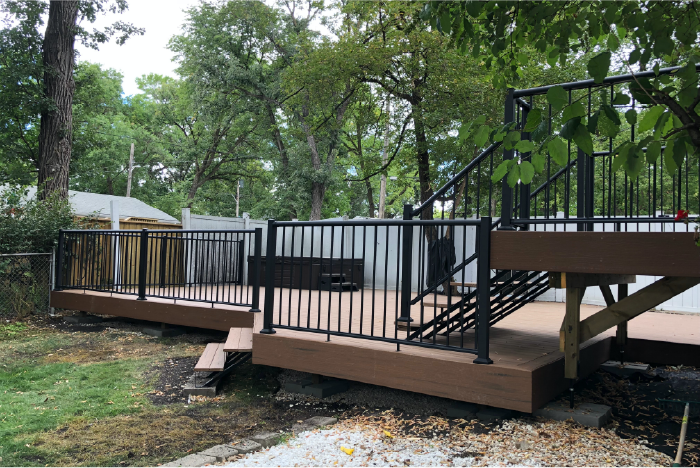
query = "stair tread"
xmin=194 ymin=343 xmax=226 ymax=372
xmin=450 ymin=282 xmax=477 ymax=288
xmin=223 ymin=327 xmax=253 ymax=353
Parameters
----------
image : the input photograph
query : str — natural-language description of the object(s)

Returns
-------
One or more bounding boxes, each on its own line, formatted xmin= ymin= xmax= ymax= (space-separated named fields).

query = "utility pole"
xmin=378 ymin=98 xmax=390 ymax=219
xmin=236 ymin=179 xmax=243 ymax=217
xmin=126 ymin=143 xmax=134 ymax=198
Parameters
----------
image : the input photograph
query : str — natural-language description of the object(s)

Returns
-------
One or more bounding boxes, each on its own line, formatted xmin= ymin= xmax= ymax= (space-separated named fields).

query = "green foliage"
xmin=0 ymin=187 xmax=78 ymax=254
xmin=422 ymin=0 xmax=700 ymax=184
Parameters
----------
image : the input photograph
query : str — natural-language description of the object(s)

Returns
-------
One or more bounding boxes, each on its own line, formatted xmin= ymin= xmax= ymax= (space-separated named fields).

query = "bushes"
xmin=0 ymin=187 xmax=77 ymax=254
xmin=0 ymin=187 xmax=80 ymax=317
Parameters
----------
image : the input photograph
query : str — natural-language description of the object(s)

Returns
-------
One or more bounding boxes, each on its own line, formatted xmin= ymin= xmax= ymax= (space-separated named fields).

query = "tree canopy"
xmin=422 ymin=1 xmax=700 ymax=185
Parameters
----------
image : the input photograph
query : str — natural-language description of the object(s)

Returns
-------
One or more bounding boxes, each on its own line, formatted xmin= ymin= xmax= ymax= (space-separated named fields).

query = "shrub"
xmin=0 ymin=186 xmax=77 ymax=254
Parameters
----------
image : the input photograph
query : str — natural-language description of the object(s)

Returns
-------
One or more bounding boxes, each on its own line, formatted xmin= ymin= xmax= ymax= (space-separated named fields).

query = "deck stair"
xmin=193 ymin=327 xmax=253 ymax=390
xmin=405 ymin=270 xmax=550 ymax=341
xmin=318 ymin=273 xmax=359 ymax=292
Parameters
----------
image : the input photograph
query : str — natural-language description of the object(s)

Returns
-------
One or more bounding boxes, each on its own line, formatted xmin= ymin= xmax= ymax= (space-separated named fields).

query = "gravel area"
xmin=225 ymin=411 xmax=672 ymax=467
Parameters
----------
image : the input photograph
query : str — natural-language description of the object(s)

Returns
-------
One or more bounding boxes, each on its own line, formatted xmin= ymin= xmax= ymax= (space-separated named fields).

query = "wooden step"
xmin=449 ymin=282 xmax=477 ymax=288
xmin=194 ymin=343 xmax=226 ymax=372
xmin=223 ymin=327 xmax=253 ymax=353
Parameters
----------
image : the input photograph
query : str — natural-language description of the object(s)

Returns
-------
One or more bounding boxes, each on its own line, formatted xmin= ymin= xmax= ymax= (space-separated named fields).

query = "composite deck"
xmin=52 ymin=286 xmax=700 ymax=412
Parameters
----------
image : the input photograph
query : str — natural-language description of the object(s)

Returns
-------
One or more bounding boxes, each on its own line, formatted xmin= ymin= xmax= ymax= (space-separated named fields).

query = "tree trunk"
xmin=37 ymin=1 xmax=79 ymax=200
xmin=310 ymin=182 xmax=325 ymax=221
xmin=365 ymin=179 xmax=376 ymax=218
xmin=412 ymin=104 xmax=434 ymax=221
xmin=187 ymin=173 xmax=202 ymax=208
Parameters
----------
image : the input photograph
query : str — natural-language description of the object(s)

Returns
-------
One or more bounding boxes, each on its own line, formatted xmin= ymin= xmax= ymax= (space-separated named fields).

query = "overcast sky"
xmin=76 ymin=0 xmax=199 ymax=96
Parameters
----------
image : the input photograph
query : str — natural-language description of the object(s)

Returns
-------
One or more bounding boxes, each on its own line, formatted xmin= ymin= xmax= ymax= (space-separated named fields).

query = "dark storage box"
xmin=248 ymin=256 xmax=363 ymax=290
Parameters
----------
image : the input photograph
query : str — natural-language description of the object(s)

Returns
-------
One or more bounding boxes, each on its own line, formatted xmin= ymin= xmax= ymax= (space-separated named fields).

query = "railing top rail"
xmin=60 ymin=229 xmax=256 ymax=234
xmin=513 ymin=64 xmax=700 ymax=98
xmin=411 ymin=141 xmax=503 ymax=217
xmin=514 ymin=217 xmax=687 ymax=225
xmin=273 ymin=218 xmax=486 ymax=227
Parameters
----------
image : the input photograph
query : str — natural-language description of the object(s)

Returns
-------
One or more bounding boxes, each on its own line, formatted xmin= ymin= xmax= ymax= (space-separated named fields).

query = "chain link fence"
xmin=0 ymin=253 xmax=53 ymax=318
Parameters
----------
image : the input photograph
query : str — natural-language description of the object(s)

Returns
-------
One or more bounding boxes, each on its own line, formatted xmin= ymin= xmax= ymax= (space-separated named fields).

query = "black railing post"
xmin=586 ymin=147 xmax=595 ymax=232
xmin=397 ymin=204 xmax=414 ymax=323
xmin=137 ymin=228 xmax=148 ymax=300
xmin=500 ymin=88 xmax=516 ymax=230
xmin=249 ymin=227 xmax=263 ymax=313
xmin=576 ymin=147 xmax=586 ymax=231
xmin=260 ymin=220 xmax=277 ymax=334
xmin=54 ymin=229 xmax=65 ymax=291
xmin=474 ymin=217 xmax=493 ymax=364
xmin=518 ymin=105 xmax=531 ymax=230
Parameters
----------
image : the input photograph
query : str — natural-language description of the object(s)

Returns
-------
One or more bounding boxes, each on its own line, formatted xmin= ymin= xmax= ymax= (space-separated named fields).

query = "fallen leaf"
xmin=340 ymin=446 xmax=354 ymax=455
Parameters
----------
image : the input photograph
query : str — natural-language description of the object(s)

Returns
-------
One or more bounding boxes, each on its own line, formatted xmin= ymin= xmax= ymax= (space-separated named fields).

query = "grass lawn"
xmin=0 ymin=315 xmax=306 ymax=467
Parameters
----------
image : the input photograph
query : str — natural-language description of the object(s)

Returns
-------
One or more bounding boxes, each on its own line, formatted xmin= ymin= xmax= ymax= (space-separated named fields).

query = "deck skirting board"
xmin=253 ymin=333 xmax=534 ymax=412
xmin=51 ymin=290 xmax=254 ymax=331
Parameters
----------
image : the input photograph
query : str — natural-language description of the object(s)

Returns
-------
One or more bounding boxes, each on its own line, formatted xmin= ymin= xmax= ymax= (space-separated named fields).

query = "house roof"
xmin=20 ymin=187 xmax=180 ymax=224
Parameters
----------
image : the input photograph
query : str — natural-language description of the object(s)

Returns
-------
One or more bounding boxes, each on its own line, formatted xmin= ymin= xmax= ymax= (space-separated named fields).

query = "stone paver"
xmin=163 ymin=453 xmax=217 ymax=467
xmin=232 ymin=439 xmax=262 ymax=454
xmin=533 ymin=401 xmax=612 ymax=428
xmin=250 ymin=432 xmax=279 ymax=448
xmin=200 ymin=444 xmax=239 ymax=462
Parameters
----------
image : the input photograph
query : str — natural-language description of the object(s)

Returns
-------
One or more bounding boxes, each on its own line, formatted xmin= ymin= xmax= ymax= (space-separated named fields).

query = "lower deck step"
xmin=223 ymin=327 xmax=253 ymax=352
xmin=195 ymin=343 xmax=226 ymax=372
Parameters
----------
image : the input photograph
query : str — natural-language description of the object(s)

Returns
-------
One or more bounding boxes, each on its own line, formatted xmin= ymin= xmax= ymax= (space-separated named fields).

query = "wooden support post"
xmin=616 ymin=284 xmax=628 ymax=363
xmin=564 ymin=287 xmax=584 ymax=380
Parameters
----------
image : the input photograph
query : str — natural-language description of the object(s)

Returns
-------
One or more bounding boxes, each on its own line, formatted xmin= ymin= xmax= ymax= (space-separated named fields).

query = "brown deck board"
xmin=491 ymin=231 xmax=700 ymax=277
xmin=51 ymin=289 xmax=255 ymax=331
xmin=195 ymin=343 xmax=226 ymax=371
xmin=224 ymin=327 xmax=253 ymax=352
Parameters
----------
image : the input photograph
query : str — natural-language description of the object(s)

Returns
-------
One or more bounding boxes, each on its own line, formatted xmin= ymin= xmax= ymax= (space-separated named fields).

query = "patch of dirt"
xmin=36 ymin=385 xmax=351 ymax=467
xmin=145 ymin=356 xmax=199 ymax=405
xmin=576 ymin=365 xmax=700 ymax=467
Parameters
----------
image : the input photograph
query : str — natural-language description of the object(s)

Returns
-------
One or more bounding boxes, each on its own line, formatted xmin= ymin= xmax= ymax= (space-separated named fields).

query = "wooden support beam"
xmin=564 ymin=287 xmax=584 ymax=379
xmin=599 ymin=285 xmax=615 ymax=307
xmin=580 ymin=277 xmax=700 ymax=344
xmin=616 ymin=284 xmax=628 ymax=347
xmin=549 ymin=272 xmax=636 ymax=289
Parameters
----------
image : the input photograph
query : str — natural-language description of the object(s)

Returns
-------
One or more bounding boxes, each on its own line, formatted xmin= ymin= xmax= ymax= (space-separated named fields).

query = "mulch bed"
xmin=577 ymin=365 xmax=700 ymax=466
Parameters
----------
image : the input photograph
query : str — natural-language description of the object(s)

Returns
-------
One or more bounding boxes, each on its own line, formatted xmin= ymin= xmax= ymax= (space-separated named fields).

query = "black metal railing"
xmin=410 ymin=67 xmax=697 ymax=233
xmin=55 ymin=228 xmax=262 ymax=310
xmin=259 ymin=216 xmax=495 ymax=364
xmin=507 ymin=65 xmax=699 ymax=232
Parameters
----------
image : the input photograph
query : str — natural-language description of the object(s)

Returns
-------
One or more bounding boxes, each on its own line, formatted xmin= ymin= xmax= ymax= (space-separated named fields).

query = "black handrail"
xmin=411 ymin=142 xmax=503 ymax=217
xmin=513 ymin=64 xmax=700 ymax=98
